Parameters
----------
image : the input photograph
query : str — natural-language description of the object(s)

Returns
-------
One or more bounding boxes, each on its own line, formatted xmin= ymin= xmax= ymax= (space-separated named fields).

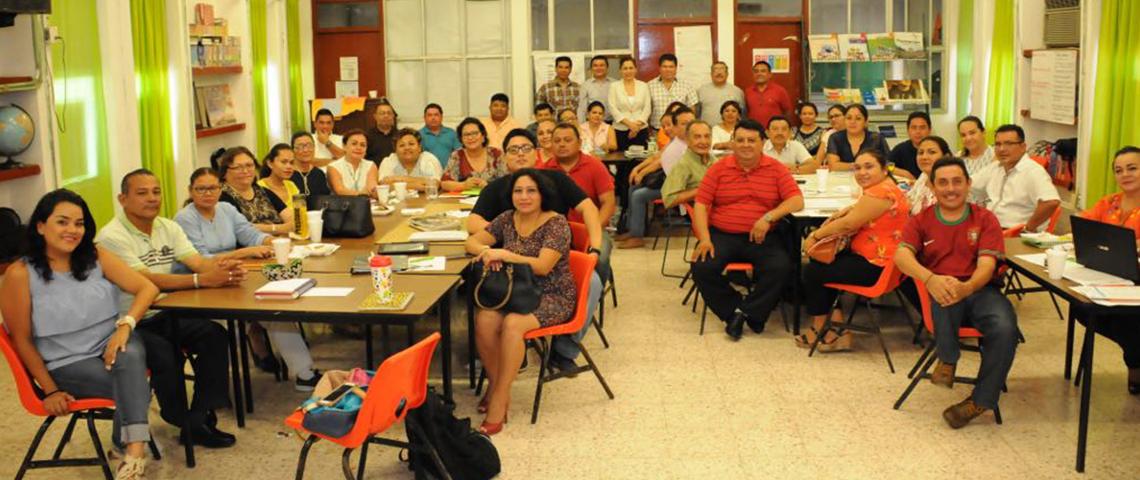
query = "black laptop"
xmin=1070 ymin=216 xmax=1140 ymax=283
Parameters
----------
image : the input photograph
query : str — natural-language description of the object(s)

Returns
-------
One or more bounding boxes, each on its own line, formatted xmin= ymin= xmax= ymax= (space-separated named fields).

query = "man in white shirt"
xmin=577 ymin=55 xmax=614 ymax=122
xmin=311 ymin=108 xmax=344 ymax=166
xmin=762 ymin=116 xmax=815 ymax=174
xmin=978 ymin=124 xmax=1060 ymax=231
xmin=696 ymin=61 xmax=745 ymax=126
xmin=647 ymin=53 xmax=699 ymax=130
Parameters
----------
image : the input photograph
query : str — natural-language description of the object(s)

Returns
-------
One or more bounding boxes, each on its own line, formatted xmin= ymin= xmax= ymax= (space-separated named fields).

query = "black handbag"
xmin=641 ymin=170 xmax=666 ymax=190
xmin=307 ymin=195 xmax=375 ymax=238
xmin=470 ymin=261 xmax=541 ymax=314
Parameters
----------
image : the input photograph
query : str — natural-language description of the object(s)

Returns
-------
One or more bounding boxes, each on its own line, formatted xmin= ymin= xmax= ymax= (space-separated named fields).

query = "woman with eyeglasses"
xmin=290 ymin=132 xmax=331 ymax=196
xmin=793 ymin=102 xmax=826 ymax=156
xmin=215 ymin=147 xmax=294 ymax=236
xmin=174 ymin=168 xmax=323 ymax=391
xmin=328 ymin=129 xmax=380 ymax=197
xmin=441 ymin=117 xmax=508 ymax=192
xmin=814 ymin=104 xmax=848 ymax=165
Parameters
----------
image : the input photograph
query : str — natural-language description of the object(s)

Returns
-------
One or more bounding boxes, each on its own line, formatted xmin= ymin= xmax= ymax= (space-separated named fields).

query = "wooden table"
xmin=1005 ymin=239 xmax=1137 ymax=473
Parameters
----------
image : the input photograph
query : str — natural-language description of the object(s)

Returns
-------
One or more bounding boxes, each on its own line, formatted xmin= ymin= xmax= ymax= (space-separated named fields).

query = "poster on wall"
xmin=673 ymin=26 xmax=713 ymax=87
xmin=335 ymin=81 xmax=359 ymax=98
xmin=751 ymin=48 xmax=790 ymax=73
xmin=1029 ymin=49 xmax=1078 ymax=125
xmin=339 ymin=57 xmax=359 ymax=81
xmin=532 ymin=53 xmax=585 ymax=89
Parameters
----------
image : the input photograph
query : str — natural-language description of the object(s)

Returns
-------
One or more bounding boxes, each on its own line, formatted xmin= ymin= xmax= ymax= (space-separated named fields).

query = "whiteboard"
xmin=1028 ymin=49 xmax=1079 ymax=125
xmin=673 ymin=26 xmax=713 ymax=89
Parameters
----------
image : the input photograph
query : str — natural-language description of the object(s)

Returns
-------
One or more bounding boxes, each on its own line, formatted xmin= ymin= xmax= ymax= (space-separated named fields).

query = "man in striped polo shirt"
xmin=690 ymin=119 xmax=804 ymax=340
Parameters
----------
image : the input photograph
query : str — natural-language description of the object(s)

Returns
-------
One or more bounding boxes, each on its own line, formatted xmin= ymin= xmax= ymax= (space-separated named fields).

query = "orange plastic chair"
xmin=1002 ymin=203 xmax=1063 ymax=238
xmin=808 ymin=260 xmax=913 ymax=373
xmin=567 ymin=221 xmax=590 ymax=253
xmin=285 ymin=332 xmax=443 ymax=480
xmin=892 ymin=280 xmax=1004 ymax=424
xmin=0 ymin=324 xmax=160 ymax=479
xmin=523 ymin=251 xmax=615 ymax=424
xmin=567 ymin=221 xmax=610 ymax=348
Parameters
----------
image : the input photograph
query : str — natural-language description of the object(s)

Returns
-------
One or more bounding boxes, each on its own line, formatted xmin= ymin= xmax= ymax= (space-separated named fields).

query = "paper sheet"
xmin=339 ymin=57 xmax=359 ymax=81
xmin=301 ymin=287 xmax=355 ymax=297
xmin=673 ymin=26 xmax=713 ymax=90
xmin=1013 ymin=254 xmax=1134 ymax=286
xmin=405 ymin=256 xmax=447 ymax=272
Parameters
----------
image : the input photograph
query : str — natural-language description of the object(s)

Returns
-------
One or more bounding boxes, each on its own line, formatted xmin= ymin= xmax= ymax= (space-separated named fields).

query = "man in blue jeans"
xmin=469 ymin=128 xmax=606 ymax=374
xmin=895 ymin=157 xmax=1019 ymax=428
xmin=616 ymin=106 xmax=696 ymax=249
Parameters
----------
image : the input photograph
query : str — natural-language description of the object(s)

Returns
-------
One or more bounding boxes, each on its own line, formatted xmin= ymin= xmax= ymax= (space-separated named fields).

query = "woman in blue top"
xmin=824 ymin=104 xmax=890 ymax=171
xmin=174 ymin=168 xmax=322 ymax=391
xmin=0 ymin=189 xmax=159 ymax=479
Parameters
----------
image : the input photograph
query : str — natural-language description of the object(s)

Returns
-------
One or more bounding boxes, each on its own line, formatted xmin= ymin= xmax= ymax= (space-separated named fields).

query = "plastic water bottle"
xmin=369 ymin=255 xmax=393 ymax=302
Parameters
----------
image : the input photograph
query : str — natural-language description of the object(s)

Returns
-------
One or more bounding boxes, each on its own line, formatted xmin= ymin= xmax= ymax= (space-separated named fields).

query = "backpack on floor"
xmin=404 ymin=389 xmax=500 ymax=480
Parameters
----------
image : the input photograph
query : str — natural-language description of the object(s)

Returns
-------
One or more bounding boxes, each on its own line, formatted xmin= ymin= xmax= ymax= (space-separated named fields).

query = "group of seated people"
xmin=4 ymin=50 xmax=1140 ymax=479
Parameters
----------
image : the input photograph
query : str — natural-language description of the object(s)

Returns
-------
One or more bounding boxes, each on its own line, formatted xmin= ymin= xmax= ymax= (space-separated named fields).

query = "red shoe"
xmin=478 ymin=412 xmax=507 ymax=435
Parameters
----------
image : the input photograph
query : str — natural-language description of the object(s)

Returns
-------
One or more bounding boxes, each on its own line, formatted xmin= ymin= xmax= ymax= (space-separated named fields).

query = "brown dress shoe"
xmin=931 ymin=361 xmax=956 ymax=388
xmin=612 ymin=232 xmax=633 ymax=242
xmin=943 ymin=396 xmax=988 ymax=429
xmin=617 ymin=237 xmax=646 ymax=249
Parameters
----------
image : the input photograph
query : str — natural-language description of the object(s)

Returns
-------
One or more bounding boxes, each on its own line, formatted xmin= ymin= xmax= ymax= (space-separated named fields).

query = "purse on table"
xmin=307 ymin=195 xmax=375 ymax=238
xmin=470 ymin=261 xmax=541 ymax=314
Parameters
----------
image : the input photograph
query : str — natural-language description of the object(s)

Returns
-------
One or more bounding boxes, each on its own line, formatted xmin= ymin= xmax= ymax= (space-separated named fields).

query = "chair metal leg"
xmin=531 ymin=338 xmax=554 ymax=424
xmin=51 ymin=412 xmax=80 ymax=460
xmin=294 ymin=436 xmax=318 ymax=480
xmin=356 ymin=439 xmax=369 ymax=480
xmin=16 ymin=415 xmax=56 ymax=480
xmin=576 ymin=340 xmax=615 ymax=401
xmin=993 ymin=404 xmax=1004 ymax=425
xmin=148 ymin=436 xmax=162 ymax=460
xmin=894 ymin=344 xmax=938 ymax=410
xmin=1048 ymin=292 xmax=1064 ymax=321
xmin=591 ymin=317 xmax=610 ymax=348
xmin=341 ymin=447 xmax=356 ymax=480
xmin=609 ymin=274 xmax=618 ymax=308
xmin=866 ymin=302 xmax=896 ymax=373
xmin=84 ymin=411 xmax=113 ymax=480
xmin=699 ymin=303 xmax=708 ymax=335
xmin=907 ymin=342 xmax=935 ymax=379
xmin=475 ymin=367 xmax=486 ymax=396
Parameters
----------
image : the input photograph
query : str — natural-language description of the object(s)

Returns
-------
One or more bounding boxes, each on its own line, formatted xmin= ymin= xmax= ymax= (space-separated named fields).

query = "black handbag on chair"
xmin=307 ymin=195 xmax=375 ymax=238
xmin=470 ymin=261 xmax=541 ymax=314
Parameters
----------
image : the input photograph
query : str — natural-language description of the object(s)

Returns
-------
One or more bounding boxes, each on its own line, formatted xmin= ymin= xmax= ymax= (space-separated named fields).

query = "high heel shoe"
xmin=478 ymin=412 xmax=507 ymax=436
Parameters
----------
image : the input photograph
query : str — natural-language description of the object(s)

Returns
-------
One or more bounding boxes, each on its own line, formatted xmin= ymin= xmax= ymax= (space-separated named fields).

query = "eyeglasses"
xmin=192 ymin=186 xmax=221 ymax=194
xmin=505 ymin=145 xmax=535 ymax=155
xmin=231 ymin=163 xmax=256 ymax=171
xmin=462 ymin=131 xmax=482 ymax=138
xmin=294 ymin=143 xmax=314 ymax=151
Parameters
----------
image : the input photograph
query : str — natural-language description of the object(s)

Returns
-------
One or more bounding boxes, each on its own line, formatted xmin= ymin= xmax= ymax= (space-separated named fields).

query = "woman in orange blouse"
xmin=798 ymin=151 xmax=910 ymax=351
xmin=1078 ymin=145 xmax=1140 ymax=394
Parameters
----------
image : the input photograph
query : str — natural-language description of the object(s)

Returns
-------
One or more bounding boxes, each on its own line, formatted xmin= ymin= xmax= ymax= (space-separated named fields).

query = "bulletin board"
xmin=1028 ymin=49 xmax=1079 ymax=125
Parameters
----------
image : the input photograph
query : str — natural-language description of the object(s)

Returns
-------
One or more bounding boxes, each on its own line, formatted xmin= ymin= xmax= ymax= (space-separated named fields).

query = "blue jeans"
xmin=552 ymin=270 xmax=604 ymax=360
xmin=930 ymin=285 xmax=1019 ymax=409
xmin=625 ymin=186 xmax=661 ymax=238
xmin=50 ymin=333 xmax=151 ymax=445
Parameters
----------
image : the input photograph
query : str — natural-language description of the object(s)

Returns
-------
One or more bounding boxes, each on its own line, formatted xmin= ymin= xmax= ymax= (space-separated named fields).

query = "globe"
xmin=0 ymin=104 xmax=35 ymax=161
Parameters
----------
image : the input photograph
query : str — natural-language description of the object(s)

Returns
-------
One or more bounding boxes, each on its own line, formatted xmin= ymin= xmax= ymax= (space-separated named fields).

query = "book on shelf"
xmin=358 ymin=291 xmax=415 ymax=311
xmin=196 ymin=84 xmax=237 ymax=128
xmin=194 ymin=3 xmax=214 ymax=26
xmin=823 ymin=88 xmax=863 ymax=105
xmin=866 ymin=33 xmax=897 ymax=61
xmin=883 ymin=80 xmax=929 ymax=104
xmin=893 ymin=32 xmax=925 ymax=59
xmin=254 ymin=278 xmax=316 ymax=300
xmin=838 ymin=33 xmax=869 ymax=62
xmin=192 ymin=82 xmax=206 ymax=128
xmin=808 ymin=34 xmax=841 ymax=62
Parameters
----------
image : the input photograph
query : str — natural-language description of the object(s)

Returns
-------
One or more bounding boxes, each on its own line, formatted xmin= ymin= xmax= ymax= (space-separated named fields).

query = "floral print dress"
xmin=485 ymin=211 xmax=576 ymax=327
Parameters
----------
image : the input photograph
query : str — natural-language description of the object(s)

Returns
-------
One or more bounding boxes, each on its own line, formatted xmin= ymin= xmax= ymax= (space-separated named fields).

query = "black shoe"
xmin=295 ymin=370 xmax=321 ymax=392
xmin=745 ymin=316 xmax=766 ymax=334
xmin=254 ymin=354 xmax=279 ymax=374
xmin=725 ymin=312 xmax=746 ymax=341
xmin=548 ymin=353 xmax=579 ymax=378
xmin=179 ymin=424 xmax=236 ymax=449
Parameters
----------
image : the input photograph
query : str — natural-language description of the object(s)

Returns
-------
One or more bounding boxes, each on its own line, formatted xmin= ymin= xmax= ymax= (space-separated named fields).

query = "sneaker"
xmin=548 ymin=353 xmax=579 ymax=378
xmin=942 ymin=396 xmax=988 ymax=429
xmin=116 ymin=455 xmax=147 ymax=480
xmin=931 ymin=361 xmax=955 ymax=389
xmin=295 ymin=370 xmax=321 ymax=392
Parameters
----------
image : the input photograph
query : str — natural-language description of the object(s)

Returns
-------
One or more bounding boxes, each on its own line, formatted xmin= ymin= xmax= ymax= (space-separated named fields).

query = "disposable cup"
xmin=1046 ymin=249 xmax=1067 ymax=280
xmin=272 ymin=238 xmax=291 ymax=265
xmin=309 ymin=219 xmax=323 ymax=243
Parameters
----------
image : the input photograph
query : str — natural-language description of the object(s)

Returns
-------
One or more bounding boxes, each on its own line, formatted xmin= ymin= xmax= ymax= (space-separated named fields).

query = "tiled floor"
xmin=2 ymin=244 xmax=1138 ymax=479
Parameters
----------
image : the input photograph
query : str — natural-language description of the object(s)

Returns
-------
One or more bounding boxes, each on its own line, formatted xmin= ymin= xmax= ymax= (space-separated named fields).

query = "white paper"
xmin=339 ymin=57 xmax=359 ymax=81
xmin=1029 ymin=50 xmax=1078 ymax=125
xmin=1014 ymin=254 xmax=1133 ymax=286
xmin=409 ymin=231 xmax=468 ymax=242
xmin=752 ymin=48 xmax=791 ymax=73
xmin=459 ymin=197 xmax=479 ymax=206
xmin=405 ymin=256 xmax=447 ymax=272
xmin=335 ymin=81 xmax=359 ymax=98
xmin=673 ymin=26 xmax=713 ymax=89
xmin=302 ymin=287 xmax=355 ymax=297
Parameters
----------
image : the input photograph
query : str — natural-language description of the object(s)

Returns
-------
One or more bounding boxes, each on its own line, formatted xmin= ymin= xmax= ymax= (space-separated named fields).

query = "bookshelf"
xmin=188 ymin=2 xmax=245 ymax=142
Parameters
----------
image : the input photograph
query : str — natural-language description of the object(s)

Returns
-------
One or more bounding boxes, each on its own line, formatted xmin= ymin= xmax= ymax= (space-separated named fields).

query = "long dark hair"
xmin=506 ymin=168 xmax=556 ymax=212
xmin=260 ymin=143 xmax=293 ymax=178
xmin=957 ymin=115 xmax=986 ymax=156
xmin=25 ymin=189 xmax=99 ymax=282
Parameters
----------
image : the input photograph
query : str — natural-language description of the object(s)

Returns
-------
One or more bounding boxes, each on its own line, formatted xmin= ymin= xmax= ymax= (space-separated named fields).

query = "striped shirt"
xmin=647 ymin=77 xmax=699 ymax=129
xmin=96 ymin=215 xmax=199 ymax=315
xmin=536 ymin=78 xmax=581 ymax=113
xmin=696 ymin=154 xmax=801 ymax=234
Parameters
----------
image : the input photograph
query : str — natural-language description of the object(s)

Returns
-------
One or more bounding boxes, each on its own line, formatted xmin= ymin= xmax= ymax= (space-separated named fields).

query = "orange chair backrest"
xmin=1046 ymin=204 xmax=1063 ymax=233
xmin=346 ymin=332 xmax=441 ymax=443
xmin=568 ymin=221 xmax=589 ymax=253
xmin=682 ymin=203 xmax=699 ymax=237
xmin=913 ymin=280 xmax=936 ymax=334
xmin=564 ymin=251 xmax=597 ymax=332
xmin=0 ymin=324 xmax=50 ymax=416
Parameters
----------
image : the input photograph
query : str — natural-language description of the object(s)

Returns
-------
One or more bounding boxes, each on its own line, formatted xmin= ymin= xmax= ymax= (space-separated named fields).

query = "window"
xmin=808 ymin=0 xmax=946 ymax=113
xmin=317 ymin=2 xmax=380 ymax=29
xmin=531 ymin=0 xmax=632 ymax=53
xmin=384 ymin=0 xmax=511 ymax=123
xmin=637 ymin=0 xmax=712 ymax=19
xmin=737 ymin=0 xmax=803 ymax=17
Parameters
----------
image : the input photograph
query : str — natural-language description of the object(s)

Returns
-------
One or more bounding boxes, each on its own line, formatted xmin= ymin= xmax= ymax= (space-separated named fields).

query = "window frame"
xmin=382 ymin=0 xmax=513 ymax=123
xmin=531 ymin=0 xmax=635 ymax=86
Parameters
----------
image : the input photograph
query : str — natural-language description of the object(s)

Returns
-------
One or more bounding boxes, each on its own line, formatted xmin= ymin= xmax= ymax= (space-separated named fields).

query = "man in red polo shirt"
xmin=895 ymin=157 xmax=1018 ymax=429
xmin=691 ymin=119 xmax=803 ymax=340
xmin=744 ymin=61 xmax=793 ymax=132
xmin=541 ymin=122 xmax=617 ymax=278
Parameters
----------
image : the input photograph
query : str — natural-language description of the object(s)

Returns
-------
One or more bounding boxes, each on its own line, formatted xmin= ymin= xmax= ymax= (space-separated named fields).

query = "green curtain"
xmin=250 ymin=0 xmax=270 ymax=155
xmin=983 ymin=0 xmax=1017 ymax=143
xmin=130 ymin=0 xmax=178 ymax=218
xmin=1084 ymin=0 xmax=1140 ymax=205
xmin=51 ymin=0 xmax=114 ymax=225
xmin=286 ymin=0 xmax=307 ymax=133
xmin=955 ymin=0 xmax=974 ymax=124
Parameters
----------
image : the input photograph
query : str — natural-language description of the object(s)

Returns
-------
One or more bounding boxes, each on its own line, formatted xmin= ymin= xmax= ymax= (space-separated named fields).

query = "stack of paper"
xmin=409 ymin=231 xmax=468 ymax=242
xmin=255 ymin=278 xmax=316 ymax=300
xmin=1071 ymin=286 xmax=1140 ymax=306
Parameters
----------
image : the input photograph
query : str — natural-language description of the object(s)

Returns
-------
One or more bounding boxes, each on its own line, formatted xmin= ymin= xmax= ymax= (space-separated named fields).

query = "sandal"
xmin=794 ymin=327 xmax=821 ymax=349
xmin=817 ymin=331 xmax=853 ymax=353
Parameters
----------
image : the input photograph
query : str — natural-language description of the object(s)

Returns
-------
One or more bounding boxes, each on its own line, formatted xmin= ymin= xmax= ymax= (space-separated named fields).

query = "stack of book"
xmin=254 ymin=278 xmax=316 ymax=300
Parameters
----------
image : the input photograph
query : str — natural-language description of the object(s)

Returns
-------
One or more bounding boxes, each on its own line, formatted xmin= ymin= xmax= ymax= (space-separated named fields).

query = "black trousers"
xmin=615 ymin=127 xmax=649 ymax=151
xmin=137 ymin=314 xmax=232 ymax=428
xmin=801 ymin=251 xmax=883 ymax=316
xmin=1074 ymin=307 xmax=1140 ymax=369
xmin=692 ymin=227 xmax=793 ymax=325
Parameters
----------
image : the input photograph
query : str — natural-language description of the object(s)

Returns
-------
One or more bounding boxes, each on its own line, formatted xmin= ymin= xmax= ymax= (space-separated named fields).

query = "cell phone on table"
xmin=318 ymin=383 xmax=356 ymax=406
